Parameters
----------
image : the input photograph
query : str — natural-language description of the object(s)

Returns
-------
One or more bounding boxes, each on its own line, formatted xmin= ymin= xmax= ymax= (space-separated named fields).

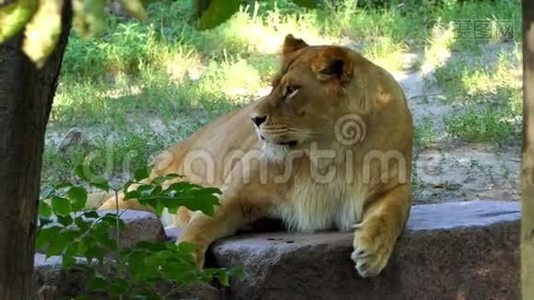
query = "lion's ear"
xmin=282 ymin=34 xmax=309 ymax=56
xmin=312 ymin=48 xmax=353 ymax=84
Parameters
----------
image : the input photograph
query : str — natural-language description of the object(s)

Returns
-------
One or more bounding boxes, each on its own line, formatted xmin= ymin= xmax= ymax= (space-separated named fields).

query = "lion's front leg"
xmin=178 ymin=196 xmax=268 ymax=267
xmin=351 ymin=184 xmax=411 ymax=277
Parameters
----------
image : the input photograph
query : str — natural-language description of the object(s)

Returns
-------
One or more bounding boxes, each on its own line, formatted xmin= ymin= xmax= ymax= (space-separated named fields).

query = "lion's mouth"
xmin=260 ymin=135 xmax=298 ymax=147
xmin=277 ymin=140 xmax=298 ymax=147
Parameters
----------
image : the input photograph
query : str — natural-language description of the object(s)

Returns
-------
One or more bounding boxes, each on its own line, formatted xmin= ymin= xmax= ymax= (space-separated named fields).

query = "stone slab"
xmin=209 ymin=201 xmax=520 ymax=300
xmin=98 ymin=210 xmax=166 ymax=248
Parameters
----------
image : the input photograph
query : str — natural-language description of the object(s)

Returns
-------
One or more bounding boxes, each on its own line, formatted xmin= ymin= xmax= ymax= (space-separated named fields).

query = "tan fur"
xmin=99 ymin=35 xmax=413 ymax=277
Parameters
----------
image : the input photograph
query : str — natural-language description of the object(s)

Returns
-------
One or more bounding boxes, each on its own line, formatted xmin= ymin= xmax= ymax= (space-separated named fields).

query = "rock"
xmin=34 ymin=201 xmax=520 ymax=299
xmin=34 ymin=254 xmax=89 ymax=299
xmin=85 ymin=191 xmax=112 ymax=209
xmin=175 ymin=283 xmax=222 ymax=300
xmin=37 ymin=210 xmax=165 ymax=254
xmin=57 ymin=127 xmax=89 ymax=152
xmin=101 ymin=210 xmax=166 ymax=249
xmin=209 ymin=200 xmax=520 ymax=300
xmin=34 ymin=254 xmax=112 ymax=300
xmin=165 ymin=226 xmax=183 ymax=242
xmin=33 ymin=254 xmax=220 ymax=300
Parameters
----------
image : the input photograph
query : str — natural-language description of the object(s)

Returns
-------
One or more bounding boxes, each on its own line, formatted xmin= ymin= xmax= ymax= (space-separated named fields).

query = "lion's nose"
xmin=251 ymin=115 xmax=267 ymax=127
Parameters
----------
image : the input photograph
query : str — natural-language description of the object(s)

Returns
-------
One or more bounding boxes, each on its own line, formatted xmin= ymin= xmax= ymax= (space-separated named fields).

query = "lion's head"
xmin=251 ymin=35 xmax=371 ymax=160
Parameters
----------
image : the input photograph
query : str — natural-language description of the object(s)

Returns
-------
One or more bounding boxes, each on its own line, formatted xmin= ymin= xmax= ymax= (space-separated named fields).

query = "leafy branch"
xmin=0 ymin=0 xmax=318 ymax=66
xmin=37 ymin=165 xmax=238 ymax=299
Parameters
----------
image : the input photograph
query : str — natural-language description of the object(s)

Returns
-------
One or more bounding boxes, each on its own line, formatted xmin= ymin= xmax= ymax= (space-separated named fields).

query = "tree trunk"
xmin=0 ymin=2 xmax=72 ymax=298
xmin=522 ymin=0 xmax=534 ymax=299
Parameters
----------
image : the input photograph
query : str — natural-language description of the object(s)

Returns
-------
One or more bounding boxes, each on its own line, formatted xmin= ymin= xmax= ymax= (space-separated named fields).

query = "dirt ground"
xmin=391 ymin=51 xmax=520 ymax=204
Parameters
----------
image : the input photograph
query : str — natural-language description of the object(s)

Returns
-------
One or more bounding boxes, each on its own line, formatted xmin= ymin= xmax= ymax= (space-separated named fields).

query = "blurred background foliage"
xmin=25 ymin=0 xmax=521 ymax=202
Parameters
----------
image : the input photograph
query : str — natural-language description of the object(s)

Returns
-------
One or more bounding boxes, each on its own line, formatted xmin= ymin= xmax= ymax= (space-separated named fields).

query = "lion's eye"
xmin=285 ymin=85 xmax=300 ymax=98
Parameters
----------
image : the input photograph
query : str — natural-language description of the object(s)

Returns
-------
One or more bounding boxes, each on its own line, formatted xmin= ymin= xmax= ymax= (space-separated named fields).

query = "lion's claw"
xmin=351 ymin=232 xmax=392 ymax=278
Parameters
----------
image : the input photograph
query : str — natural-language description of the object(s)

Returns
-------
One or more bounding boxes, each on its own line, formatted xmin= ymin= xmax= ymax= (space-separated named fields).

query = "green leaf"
xmin=76 ymin=237 xmax=90 ymax=255
xmin=93 ymin=180 xmax=110 ymax=192
xmin=85 ymin=247 xmax=104 ymax=264
xmin=164 ymin=174 xmax=181 ymax=180
xmin=0 ymin=0 xmax=38 ymax=43
xmin=46 ymin=230 xmax=75 ymax=257
xmin=22 ymin=0 xmax=63 ymax=67
xmin=124 ymin=190 xmax=141 ymax=200
xmin=56 ymin=215 xmax=73 ymax=227
xmin=108 ymin=277 xmax=130 ymax=295
xmin=134 ymin=167 xmax=150 ymax=181
xmin=151 ymin=176 xmax=167 ymax=185
xmin=123 ymin=180 xmax=134 ymax=193
xmin=161 ymin=261 xmax=193 ymax=282
xmin=134 ymin=241 xmax=167 ymax=252
xmin=291 ymin=0 xmax=318 ymax=8
xmin=86 ymin=273 xmax=107 ymax=291
xmin=38 ymin=202 xmax=52 ymax=218
xmin=125 ymin=250 xmax=148 ymax=277
xmin=100 ymin=213 xmax=125 ymax=233
xmin=197 ymin=0 xmax=240 ymax=30
xmin=54 ymin=181 xmax=73 ymax=189
xmin=62 ymin=245 xmax=77 ymax=268
xmin=137 ymin=184 xmax=158 ymax=196
xmin=39 ymin=217 xmax=53 ymax=227
xmin=215 ymin=271 xmax=229 ymax=286
xmin=82 ymin=210 xmax=99 ymax=219
xmin=74 ymin=216 xmax=91 ymax=232
xmin=36 ymin=226 xmax=62 ymax=250
xmin=51 ymin=197 xmax=71 ymax=216
xmin=177 ymin=241 xmax=197 ymax=254
xmin=68 ymin=186 xmax=88 ymax=211
xmin=98 ymin=236 xmax=116 ymax=251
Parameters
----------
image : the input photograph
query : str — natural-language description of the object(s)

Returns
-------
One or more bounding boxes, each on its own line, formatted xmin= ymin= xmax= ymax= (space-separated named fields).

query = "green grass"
xmin=434 ymin=45 xmax=521 ymax=103
xmin=444 ymin=106 xmax=519 ymax=144
xmin=415 ymin=116 xmax=437 ymax=149
xmin=432 ymin=41 xmax=521 ymax=144
xmin=43 ymin=0 xmax=523 ymax=187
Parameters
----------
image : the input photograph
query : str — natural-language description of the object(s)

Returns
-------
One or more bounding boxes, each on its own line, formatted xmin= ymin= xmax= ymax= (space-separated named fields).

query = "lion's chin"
xmin=260 ymin=142 xmax=291 ymax=163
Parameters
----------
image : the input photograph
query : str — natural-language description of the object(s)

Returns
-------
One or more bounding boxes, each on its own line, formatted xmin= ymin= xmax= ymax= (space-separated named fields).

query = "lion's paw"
xmin=351 ymin=232 xmax=393 ymax=278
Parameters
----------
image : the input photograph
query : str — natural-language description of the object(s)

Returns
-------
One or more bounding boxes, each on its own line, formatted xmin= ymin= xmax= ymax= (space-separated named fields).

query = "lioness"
xmin=99 ymin=34 xmax=413 ymax=277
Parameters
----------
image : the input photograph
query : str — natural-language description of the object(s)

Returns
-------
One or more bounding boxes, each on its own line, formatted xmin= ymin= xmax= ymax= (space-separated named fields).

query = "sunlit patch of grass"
xmin=421 ymin=21 xmax=456 ymax=74
xmin=205 ymin=4 xmax=335 ymax=56
xmin=444 ymin=107 xmax=519 ymax=144
xmin=362 ymin=36 xmax=407 ymax=71
xmin=162 ymin=46 xmax=203 ymax=83
xmin=199 ymin=56 xmax=263 ymax=102
xmin=434 ymin=47 xmax=521 ymax=103
xmin=63 ymin=21 xmax=160 ymax=80
xmin=338 ymin=3 xmax=427 ymax=45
